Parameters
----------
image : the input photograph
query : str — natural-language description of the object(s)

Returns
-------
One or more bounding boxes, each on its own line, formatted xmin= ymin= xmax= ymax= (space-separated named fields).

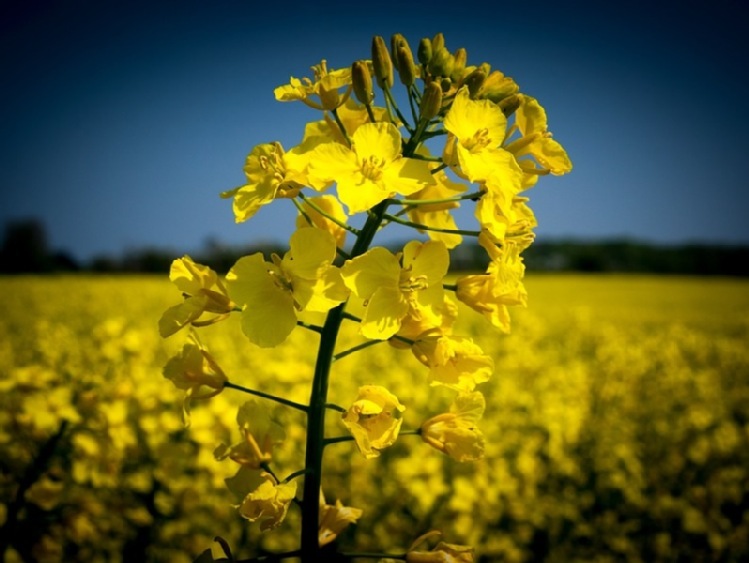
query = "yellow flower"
xmin=308 ymin=122 xmax=433 ymax=213
xmin=412 ymin=335 xmax=493 ymax=391
xmin=474 ymin=193 xmax=537 ymax=248
xmin=504 ymin=94 xmax=572 ymax=176
xmin=226 ymin=228 xmax=349 ymax=347
xmin=342 ymin=385 xmax=405 ymax=459
xmin=214 ymin=400 xmax=285 ymax=469
xmin=319 ymin=490 xmax=363 ymax=547
xmin=300 ymin=97 xmax=389 ymax=147
xmin=158 ymin=256 xmax=233 ymax=337
xmin=341 ymin=240 xmax=449 ymax=340
xmin=455 ymin=233 xmax=527 ymax=333
xmin=162 ymin=331 xmax=226 ymax=424
xmin=237 ymin=472 xmax=297 ymax=531
xmin=407 ymin=531 xmax=475 ymax=562
xmin=220 ymin=141 xmax=309 ymax=223
xmin=421 ymin=391 xmax=486 ymax=462
xmin=443 ymin=87 xmax=522 ymax=217
xmin=274 ymin=59 xmax=352 ymax=110
xmin=295 ymin=194 xmax=348 ymax=249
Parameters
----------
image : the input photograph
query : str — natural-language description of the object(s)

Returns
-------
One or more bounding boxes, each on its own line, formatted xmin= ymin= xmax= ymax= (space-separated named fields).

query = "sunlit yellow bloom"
xmin=159 ymin=256 xmax=233 ymax=337
xmin=163 ymin=331 xmax=226 ymax=424
xmin=237 ymin=472 xmax=297 ymax=531
xmin=342 ymin=385 xmax=405 ymax=459
xmin=295 ymin=194 xmax=348 ymax=249
xmin=504 ymin=94 xmax=572 ymax=176
xmin=475 ymin=67 xmax=518 ymax=103
xmin=300 ymin=98 xmax=389 ymax=147
xmin=421 ymin=392 xmax=486 ymax=462
xmin=214 ymin=400 xmax=285 ymax=469
xmin=475 ymin=193 xmax=537 ymax=248
xmin=274 ymin=59 xmax=352 ymax=110
xmin=443 ymin=87 xmax=522 ymax=217
xmin=308 ymin=122 xmax=433 ymax=213
xmin=407 ymin=159 xmax=467 ymax=250
xmin=456 ymin=232 xmax=527 ymax=333
xmin=226 ymin=228 xmax=348 ymax=347
xmin=219 ymin=142 xmax=310 ymax=223
xmin=412 ymin=335 xmax=493 ymax=391
xmin=341 ymin=240 xmax=449 ymax=340
xmin=407 ymin=531 xmax=475 ymax=562
xmin=319 ymin=490 xmax=363 ymax=547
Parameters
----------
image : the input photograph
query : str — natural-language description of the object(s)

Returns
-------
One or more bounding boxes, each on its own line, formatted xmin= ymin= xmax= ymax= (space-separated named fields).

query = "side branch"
xmin=381 ymin=213 xmax=482 ymax=237
xmin=224 ymin=381 xmax=309 ymax=413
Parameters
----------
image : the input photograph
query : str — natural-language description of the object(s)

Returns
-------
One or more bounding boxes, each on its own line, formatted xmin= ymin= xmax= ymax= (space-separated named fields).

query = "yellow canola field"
xmin=1 ymin=275 xmax=748 ymax=562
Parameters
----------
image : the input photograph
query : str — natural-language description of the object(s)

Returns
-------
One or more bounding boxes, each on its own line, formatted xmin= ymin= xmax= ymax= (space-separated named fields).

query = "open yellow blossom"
xmin=237 ymin=472 xmax=297 ymax=531
xmin=504 ymin=94 xmax=572 ymax=176
xmin=274 ymin=59 xmax=352 ymax=110
xmin=308 ymin=122 xmax=433 ymax=213
xmin=412 ymin=335 xmax=494 ymax=391
xmin=295 ymin=194 xmax=348 ymax=249
xmin=407 ymin=531 xmax=475 ymax=562
xmin=474 ymin=193 xmax=537 ymax=248
xmin=159 ymin=256 xmax=233 ymax=337
xmin=300 ymin=98 xmax=389 ymax=147
xmin=456 ymin=232 xmax=527 ymax=333
xmin=443 ymin=87 xmax=522 ymax=217
xmin=421 ymin=391 xmax=486 ymax=462
xmin=214 ymin=400 xmax=285 ymax=469
xmin=226 ymin=228 xmax=348 ymax=347
xmin=341 ymin=240 xmax=449 ymax=340
xmin=220 ymin=141 xmax=310 ymax=223
xmin=162 ymin=331 xmax=226 ymax=424
xmin=342 ymin=385 xmax=405 ymax=459
xmin=319 ymin=491 xmax=363 ymax=547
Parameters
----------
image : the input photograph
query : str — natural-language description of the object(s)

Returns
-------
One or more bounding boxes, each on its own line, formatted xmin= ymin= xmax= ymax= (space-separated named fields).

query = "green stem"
xmin=331 ymin=108 xmax=351 ymax=146
xmin=298 ymin=193 xmax=361 ymax=236
xmin=224 ymin=381 xmax=309 ymax=413
xmin=300 ymin=200 xmax=390 ymax=561
xmin=443 ymin=283 xmax=458 ymax=292
xmin=323 ymin=435 xmax=355 ymax=446
xmin=333 ymin=339 xmax=384 ymax=362
xmin=381 ymin=213 xmax=482 ymax=237
xmin=384 ymin=86 xmax=412 ymax=133
xmin=385 ymin=190 xmax=484 ymax=207
xmin=341 ymin=552 xmax=407 ymax=560
xmin=297 ymin=320 xmax=324 ymax=334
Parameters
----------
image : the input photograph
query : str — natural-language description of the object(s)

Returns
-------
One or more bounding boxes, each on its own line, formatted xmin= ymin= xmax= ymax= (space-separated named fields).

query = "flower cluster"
xmin=159 ymin=32 xmax=570 ymax=561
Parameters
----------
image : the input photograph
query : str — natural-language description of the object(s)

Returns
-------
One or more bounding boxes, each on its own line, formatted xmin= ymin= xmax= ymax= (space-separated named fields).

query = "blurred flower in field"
xmin=420 ymin=392 xmax=486 ymax=462
xmin=159 ymin=256 xmax=233 ymax=337
xmin=406 ymin=530 xmax=475 ymax=562
xmin=342 ymin=385 xmax=405 ymax=459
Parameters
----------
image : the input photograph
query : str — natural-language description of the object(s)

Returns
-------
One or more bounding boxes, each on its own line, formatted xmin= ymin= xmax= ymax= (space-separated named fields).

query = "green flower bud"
xmin=462 ymin=68 xmax=486 ymax=98
xmin=451 ymin=47 xmax=467 ymax=80
xmin=371 ymin=35 xmax=393 ymax=89
xmin=420 ymin=81 xmax=443 ymax=121
xmin=431 ymin=32 xmax=445 ymax=53
xmin=351 ymin=61 xmax=374 ymax=105
xmin=428 ymin=47 xmax=454 ymax=78
xmin=390 ymin=33 xmax=408 ymax=67
xmin=498 ymin=93 xmax=521 ymax=118
xmin=417 ymin=38 xmax=432 ymax=67
xmin=396 ymin=45 xmax=416 ymax=87
xmin=440 ymin=77 xmax=452 ymax=93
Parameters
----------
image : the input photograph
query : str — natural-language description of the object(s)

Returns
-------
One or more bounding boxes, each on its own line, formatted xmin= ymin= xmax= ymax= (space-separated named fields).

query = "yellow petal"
xmin=341 ymin=247 xmax=399 ymax=299
xmin=351 ymin=122 xmax=401 ymax=163
xmin=361 ymin=286 xmax=408 ymax=340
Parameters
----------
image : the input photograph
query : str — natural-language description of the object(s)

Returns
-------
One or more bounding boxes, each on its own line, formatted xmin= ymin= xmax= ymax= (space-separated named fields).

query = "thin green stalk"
xmin=224 ymin=381 xmax=309 ymax=413
xmin=298 ymin=193 xmax=361 ymax=236
xmin=331 ymin=108 xmax=351 ymax=146
xmin=381 ymin=213 xmax=481 ymax=237
xmin=333 ymin=339 xmax=384 ymax=362
xmin=385 ymin=190 xmax=484 ymax=207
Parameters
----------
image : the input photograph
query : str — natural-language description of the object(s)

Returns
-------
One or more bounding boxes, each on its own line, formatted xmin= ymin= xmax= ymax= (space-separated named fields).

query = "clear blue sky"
xmin=1 ymin=0 xmax=748 ymax=261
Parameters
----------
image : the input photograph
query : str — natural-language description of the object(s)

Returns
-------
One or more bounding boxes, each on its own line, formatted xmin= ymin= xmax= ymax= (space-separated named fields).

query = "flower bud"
xmin=428 ymin=47 xmax=454 ymax=78
xmin=462 ymin=68 xmax=486 ymax=98
xmin=417 ymin=38 xmax=432 ymax=67
xmin=420 ymin=81 xmax=443 ymax=121
xmin=451 ymin=47 xmax=467 ymax=80
xmin=351 ymin=60 xmax=374 ymax=104
xmin=498 ymin=93 xmax=521 ymax=117
xmin=371 ymin=35 xmax=393 ymax=89
xmin=396 ymin=45 xmax=416 ymax=86
xmin=431 ymin=32 xmax=445 ymax=53
xmin=390 ymin=33 xmax=408 ymax=66
xmin=440 ymin=77 xmax=452 ymax=93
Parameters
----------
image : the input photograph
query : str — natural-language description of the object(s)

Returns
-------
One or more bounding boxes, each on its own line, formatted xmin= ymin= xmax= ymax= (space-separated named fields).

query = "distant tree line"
xmin=1 ymin=219 xmax=748 ymax=276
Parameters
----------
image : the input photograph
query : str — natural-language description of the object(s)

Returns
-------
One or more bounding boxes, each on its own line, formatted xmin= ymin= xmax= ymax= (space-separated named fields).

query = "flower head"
xmin=412 ymin=335 xmax=493 ymax=391
xmin=341 ymin=240 xmax=449 ymax=340
xmin=319 ymin=490 xmax=363 ymax=547
xmin=214 ymin=400 xmax=285 ymax=469
xmin=159 ymin=256 xmax=233 ymax=337
xmin=226 ymin=228 xmax=348 ymax=347
xmin=308 ymin=122 xmax=433 ymax=213
xmin=237 ymin=472 xmax=297 ymax=531
xmin=274 ymin=59 xmax=353 ymax=110
xmin=342 ymin=385 xmax=405 ymax=459
xmin=421 ymin=392 xmax=486 ymax=462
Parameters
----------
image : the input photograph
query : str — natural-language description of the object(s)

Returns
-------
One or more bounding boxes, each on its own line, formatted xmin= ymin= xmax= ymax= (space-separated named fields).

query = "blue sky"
xmin=1 ymin=0 xmax=748 ymax=261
